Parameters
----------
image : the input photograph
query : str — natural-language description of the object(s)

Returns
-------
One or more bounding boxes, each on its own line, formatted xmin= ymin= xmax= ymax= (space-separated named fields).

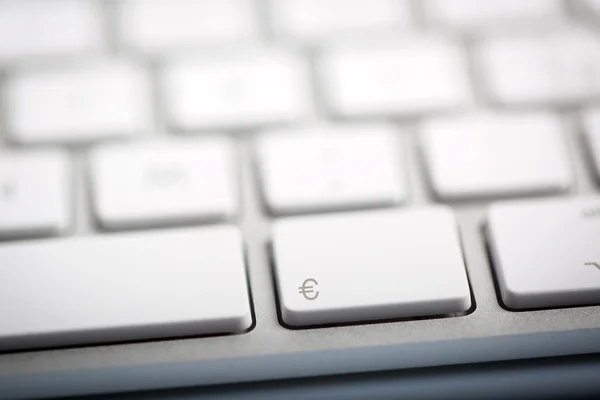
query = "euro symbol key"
xmin=298 ymin=278 xmax=319 ymax=300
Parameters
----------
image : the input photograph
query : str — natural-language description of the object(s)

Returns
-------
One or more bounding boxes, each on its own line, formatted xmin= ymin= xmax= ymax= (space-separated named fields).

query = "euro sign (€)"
xmin=298 ymin=278 xmax=319 ymax=300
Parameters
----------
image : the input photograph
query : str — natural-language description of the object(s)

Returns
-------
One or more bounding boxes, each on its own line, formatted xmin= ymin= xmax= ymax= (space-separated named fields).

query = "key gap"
xmin=407 ymin=0 xmax=428 ymax=31
xmin=254 ymin=0 xmax=276 ymax=42
xmin=142 ymin=57 xmax=168 ymax=136
xmin=393 ymin=123 xmax=430 ymax=206
xmin=100 ymin=0 xmax=120 ymax=56
xmin=302 ymin=45 xmax=331 ymax=121
xmin=235 ymin=135 xmax=283 ymax=330
xmin=462 ymin=36 xmax=491 ymax=109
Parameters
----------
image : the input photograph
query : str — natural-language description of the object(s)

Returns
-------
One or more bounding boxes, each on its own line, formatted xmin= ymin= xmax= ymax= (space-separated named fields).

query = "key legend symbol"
xmin=585 ymin=262 xmax=600 ymax=270
xmin=143 ymin=163 xmax=189 ymax=189
xmin=582 ymin=207 xmax=600 ymax=218
xmin=298 ymin=278 xmax=319 ymax=300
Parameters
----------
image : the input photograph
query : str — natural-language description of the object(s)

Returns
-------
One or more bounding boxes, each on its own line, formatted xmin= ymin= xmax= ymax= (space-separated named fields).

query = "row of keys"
xmin=1 ymin=197 xmax=598 ymax=350
xmin=0 ymin=0 xmax=572 ymax=63
xmin=2 ymin=113 xmax=600 ymax=239
xmin=6 ymin=31 xmax=600 ymax=143
xmin=3 ymin=53 xmax=309 ymax=143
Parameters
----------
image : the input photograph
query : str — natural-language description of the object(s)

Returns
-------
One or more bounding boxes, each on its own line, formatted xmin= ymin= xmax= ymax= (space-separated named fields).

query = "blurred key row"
xmin=2 ymin=112 xmax=599 ymax=240
xmin=6 ymin=29 xmax=600 ymax=143
xmin=1 ymin=0 xmax=586 ymax=64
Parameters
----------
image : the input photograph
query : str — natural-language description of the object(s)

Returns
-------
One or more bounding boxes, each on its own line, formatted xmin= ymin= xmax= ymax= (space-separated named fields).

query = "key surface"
xmin=118 ymin=0 xmax=259 ymax=53
xmin=318 ymin=37 xmax=470 ymax=118
xmin=0 ymin=0 xmax=103 ymax=63
xmin=270 ymin=0 xmax=411 ymax=42
xmin=272 ymin=207 xmax=471 ymax=326
xmin=0 ymin=150 xmax=71 ymax=239
xmin=4 ymin=61 xmax=151 ymax=144
xmin=424 ymin=0 xmax=563 ymax=32
xmin=488 ymin=197 xmax=600 ymax=310
xmin=163 ymin=49 xmax=310 ymax=131
xmin=0 ymin=226 xmax=252 ymax=351
xmin=477 ymin=30 xmax=600 ymax=106
xmin=256 ymin=124 xmax=406 ymax=215
xmin=90 ymin=138 xmax=238 ymax=230
xmin=420 ymin=112 xmax=572 ymax=201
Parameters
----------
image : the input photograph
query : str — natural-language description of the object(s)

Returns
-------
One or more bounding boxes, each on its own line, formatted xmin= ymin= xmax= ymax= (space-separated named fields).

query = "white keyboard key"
xmin=4 ymin=62 xmax=151 ymax=144
xmin=0 ymin=0 xmax=104 ymax=63
xmin=119 ymin=0 xmax=259 ymax=53
xmin=270 ymin=0 xmax=411 ymax=42
xmin=584 ymin=109 xmax=600 ymax=181
xmin=425 ymin=0 xmax=563 ymax=32
xmin=488 ymin=197 xmax=600 ymax=309
xmin=272 ymin=207 xmax=471 ymax=326
xmin=0 ymin=150 xmax=71 ymax=239
xmin=0 ymin=226 xmax=251 ymax=351
xmin=164 ymin=50 xmax=310 ymax=131
xmin=420 ymin=112 xmax=572 ymax=201
xmin=319 ymin=38 xmax=470 ymax=118
xmin=90 ymin=138 xmax=238 ymax=230
xmin=478 ymin=30 xmax=600 ymax=106
xmin=256 ymin=124 xmax=405 ymax=215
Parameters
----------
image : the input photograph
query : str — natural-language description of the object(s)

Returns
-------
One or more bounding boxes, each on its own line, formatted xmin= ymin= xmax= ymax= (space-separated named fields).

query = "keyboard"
xmin=1 ymin=0 xmax=600 ymax=398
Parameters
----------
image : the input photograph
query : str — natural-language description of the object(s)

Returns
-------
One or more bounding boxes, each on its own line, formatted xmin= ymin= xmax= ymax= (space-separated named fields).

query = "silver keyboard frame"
xmin=1 ymin=1 xmax=600 ymax=398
